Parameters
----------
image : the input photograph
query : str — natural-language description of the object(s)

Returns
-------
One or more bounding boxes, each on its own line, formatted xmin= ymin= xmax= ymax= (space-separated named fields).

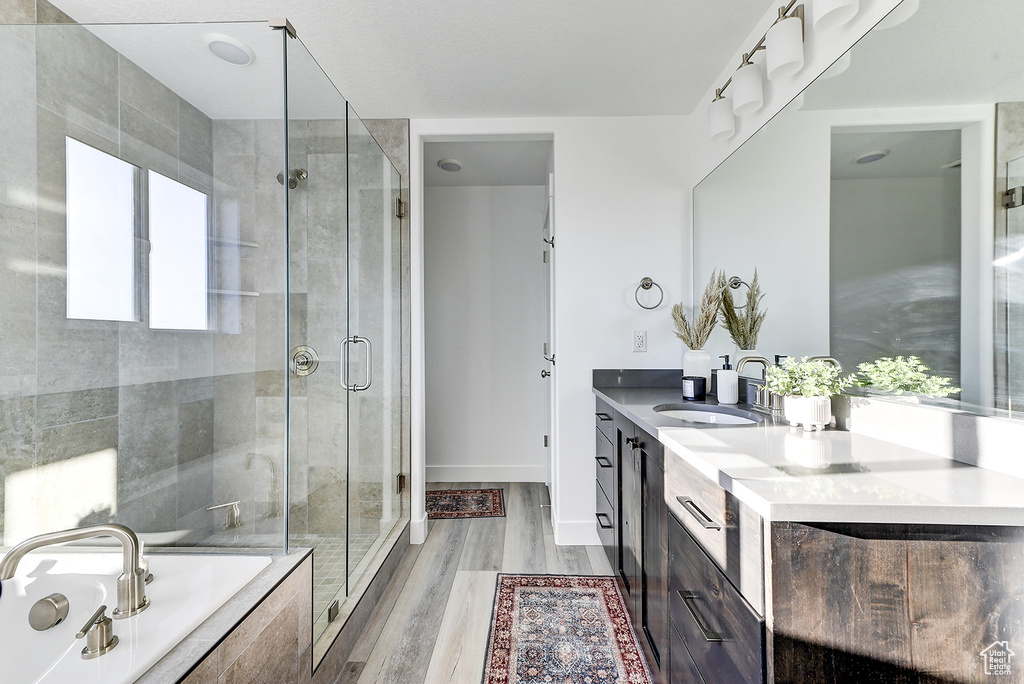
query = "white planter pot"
xmin=783 ymin=395 xmax=832 ymax=432
xmin=683 ymin=348 xmax=712 ymax=384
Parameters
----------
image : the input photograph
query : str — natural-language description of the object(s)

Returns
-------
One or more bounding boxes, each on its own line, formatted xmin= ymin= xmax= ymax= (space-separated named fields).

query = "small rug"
xmin=425 ymin=488 xmax=505 ymax=519
xmin=483 ymin=574 xmax=653 ymax=684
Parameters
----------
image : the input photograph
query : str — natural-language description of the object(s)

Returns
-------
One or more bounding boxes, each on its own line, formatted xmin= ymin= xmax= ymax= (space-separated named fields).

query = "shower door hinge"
xmin=397 ymin=473 xmax=406 ymax=494
xmin=1004 ymin=186 xmax=1024 ymax=209
xmin=544 ymin=435 xmax=549 ymax=447
xmin=543 ymin=250 xmax=548 ymax=264
xmin=395 ymin=197 xmax=407 ymax=219
xmin=268 ymin=18 xmax=297 ymax=38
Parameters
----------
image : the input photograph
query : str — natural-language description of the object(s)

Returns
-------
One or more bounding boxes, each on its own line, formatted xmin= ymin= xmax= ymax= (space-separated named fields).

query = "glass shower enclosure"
xmin=0 ymin=16 xmax=405 ymax=654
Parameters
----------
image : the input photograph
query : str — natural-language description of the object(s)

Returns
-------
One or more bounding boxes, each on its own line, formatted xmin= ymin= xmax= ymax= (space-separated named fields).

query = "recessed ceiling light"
xmin=437 ymin=159 xmax=462 ymax=172
xmin=206 ymin=33 xmax=255 ymax=67
xmin=855 ymin=150 xmax=889 ymax=164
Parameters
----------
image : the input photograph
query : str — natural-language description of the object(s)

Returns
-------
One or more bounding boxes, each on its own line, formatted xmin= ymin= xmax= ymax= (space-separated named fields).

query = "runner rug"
xmin=425 ymin=488 xmax=505 ymax=519
xmin=482 ymin=574 xmax=653 ymax=684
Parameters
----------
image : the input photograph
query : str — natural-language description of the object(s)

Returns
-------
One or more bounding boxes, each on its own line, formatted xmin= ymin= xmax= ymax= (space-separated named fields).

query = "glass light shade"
xmin=708 ymin=96 xmax=735 ymax=140
xmin=812 ymin=0 xmax=859 ymax=31
xmin=765 ymin=16 xmax=804 ymax=81
xmin=731 ymin=62 xmax=764 ymax=116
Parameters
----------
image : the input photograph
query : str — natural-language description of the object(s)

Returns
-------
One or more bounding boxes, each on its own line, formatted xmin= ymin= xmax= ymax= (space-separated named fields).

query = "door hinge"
xmin=396 ymin=473 xmax=406 ymax=494
xmin=543 ymin=250 xmax=548 ymax=263
xmin=395 ymin=197 xmax=407 ymax=219
xmin=544 ymin=435 xmax=549 ymax=447
xmin=1004 ymin=186 xmax=1024 ymax=209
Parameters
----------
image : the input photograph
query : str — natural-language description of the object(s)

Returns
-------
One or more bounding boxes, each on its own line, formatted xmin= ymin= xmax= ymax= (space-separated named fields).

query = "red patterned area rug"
xmin=483 ymin=574 xmax=653 ymax=684
xmin=425 ymin=488 xmax=505 ymax=519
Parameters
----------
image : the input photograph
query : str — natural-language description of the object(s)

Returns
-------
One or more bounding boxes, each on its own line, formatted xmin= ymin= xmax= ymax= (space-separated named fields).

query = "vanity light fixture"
xmin=811 ymin=0 xmax=859 ymax=31
xmin=876 ymin=0 xmax=919 ymax=30
xmin=205 ymin=33 xmax=255 ymax=67
xmin=708 ymin=89 xmax=736 ymax=141
xmin=437 ymin=158 xmax=462 ymax=172
xmin=732 ymin=54 xmax=764 ymax=116
xmin=765 ymin=3 xmax=805 ymax=81
xmin=855 ymin=150 xmax=889 ymax=164
xmin=707 ymin=1 xmax=805 ymax=141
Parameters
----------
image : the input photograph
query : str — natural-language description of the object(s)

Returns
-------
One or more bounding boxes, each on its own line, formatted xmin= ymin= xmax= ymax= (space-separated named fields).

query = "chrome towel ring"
xmin=635 ymin=277 xmax=664 ymax=310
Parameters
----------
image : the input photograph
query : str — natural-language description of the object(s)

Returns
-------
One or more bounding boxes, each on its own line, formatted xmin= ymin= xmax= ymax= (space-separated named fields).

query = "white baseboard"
xmin=552 ymin=517 xmax=601 ymax=546
xmin=425 ymin=464 xmax=546 ymax=482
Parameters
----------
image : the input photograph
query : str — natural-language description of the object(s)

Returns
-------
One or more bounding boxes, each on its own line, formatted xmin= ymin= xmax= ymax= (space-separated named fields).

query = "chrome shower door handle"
xmin=342 ymin=336 xmax=372 ymax=391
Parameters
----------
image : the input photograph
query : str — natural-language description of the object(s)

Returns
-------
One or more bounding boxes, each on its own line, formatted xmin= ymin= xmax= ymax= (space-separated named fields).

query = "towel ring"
xmin=635 ymin=277 xmax=664 ymax=310
xmin=727 ymin=275 xmax=749 ymax=310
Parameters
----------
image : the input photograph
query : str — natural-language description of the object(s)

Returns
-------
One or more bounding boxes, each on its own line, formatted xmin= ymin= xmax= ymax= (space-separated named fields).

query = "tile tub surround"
xmin=138 ymin=548 xmax=311 ymax=683
xmin=594 ymin=379 xmax=1024 ymax=526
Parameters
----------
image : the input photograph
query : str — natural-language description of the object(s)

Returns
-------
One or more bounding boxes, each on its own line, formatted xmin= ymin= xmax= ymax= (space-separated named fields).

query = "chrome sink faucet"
xmin=808 ymin=356 xmax=843 ymax=372
xmin=737 ymin=355 xmax=783 ymax=415
xmin=0 ymin=523 xmax=149 ymax=618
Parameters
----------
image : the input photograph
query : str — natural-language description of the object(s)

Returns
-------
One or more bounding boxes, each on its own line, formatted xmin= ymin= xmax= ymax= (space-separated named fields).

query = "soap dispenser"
xmin=717 ymin=355 xmax=739 ymax=404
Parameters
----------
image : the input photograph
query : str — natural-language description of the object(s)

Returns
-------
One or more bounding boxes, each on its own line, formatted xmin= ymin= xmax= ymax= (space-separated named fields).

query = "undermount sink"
xmin=653 ymin=403 xmax=764 ymax=426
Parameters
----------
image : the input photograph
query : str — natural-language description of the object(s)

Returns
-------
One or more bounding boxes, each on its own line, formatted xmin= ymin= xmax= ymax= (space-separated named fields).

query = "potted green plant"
xmin=765 ymin=357 xmax=854 ymax=431
xmin=672 ymin=270 xmax=726 ymax=383
xmin=854 ymin=356 xmax=960 ymax=399
xmin=720 ymin=269 xmax=766 ymax=354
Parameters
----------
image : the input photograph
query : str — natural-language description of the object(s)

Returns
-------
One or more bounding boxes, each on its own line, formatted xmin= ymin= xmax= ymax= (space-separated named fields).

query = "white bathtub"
xmin=0 ymin=552 xmax=271 ymax=684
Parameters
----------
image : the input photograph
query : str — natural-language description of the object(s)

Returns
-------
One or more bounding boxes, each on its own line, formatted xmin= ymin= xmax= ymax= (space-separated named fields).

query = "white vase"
xmin=783 ymin=395 xmax=832 ymax=432
xmin=683 ymin=348 xmax=713 ymax=384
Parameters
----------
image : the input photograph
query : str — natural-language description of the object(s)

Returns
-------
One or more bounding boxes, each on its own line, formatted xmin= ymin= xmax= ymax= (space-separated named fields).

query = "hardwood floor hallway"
xmin=338 ymin=482 xmax=614 ymax=684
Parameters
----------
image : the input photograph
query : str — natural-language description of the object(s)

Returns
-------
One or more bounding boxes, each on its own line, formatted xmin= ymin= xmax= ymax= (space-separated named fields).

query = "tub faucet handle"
xmin=77 ymin=605 xmax=118 ymax=659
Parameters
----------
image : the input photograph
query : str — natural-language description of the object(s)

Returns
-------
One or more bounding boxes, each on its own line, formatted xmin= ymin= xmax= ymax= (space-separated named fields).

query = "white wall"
xmin=410 ymin=117 xmax=690 ymax=545
xmin=423 ymin=185 xmax=549 ymax=482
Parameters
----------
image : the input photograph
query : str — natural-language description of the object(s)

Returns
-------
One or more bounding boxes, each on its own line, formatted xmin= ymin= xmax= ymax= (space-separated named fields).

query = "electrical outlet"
xmin=633 ymin=330 xmax=647 ymax=352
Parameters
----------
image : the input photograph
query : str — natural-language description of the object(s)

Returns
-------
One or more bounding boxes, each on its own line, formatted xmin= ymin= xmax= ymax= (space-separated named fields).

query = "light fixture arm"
xmin=711 ymin=2 xmax=803 ymax=102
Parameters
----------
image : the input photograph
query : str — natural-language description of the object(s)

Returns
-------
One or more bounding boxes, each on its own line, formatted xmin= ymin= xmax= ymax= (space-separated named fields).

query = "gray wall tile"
xmin=0 ymin=0 xmax=34 ymax=23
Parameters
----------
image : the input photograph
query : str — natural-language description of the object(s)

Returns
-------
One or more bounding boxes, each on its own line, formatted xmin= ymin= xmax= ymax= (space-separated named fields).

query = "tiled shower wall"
xmin=0 ymin=2 xmax=288 ymax=546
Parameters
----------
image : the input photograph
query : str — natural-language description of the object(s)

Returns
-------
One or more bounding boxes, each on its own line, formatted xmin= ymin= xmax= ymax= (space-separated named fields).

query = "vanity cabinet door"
xmin=639 ymin=427 xmax=669 ymax=677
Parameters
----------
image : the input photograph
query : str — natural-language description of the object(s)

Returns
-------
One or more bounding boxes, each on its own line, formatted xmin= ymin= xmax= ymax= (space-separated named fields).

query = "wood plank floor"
xmin=338 ymin=482 xmax=614 ymax=684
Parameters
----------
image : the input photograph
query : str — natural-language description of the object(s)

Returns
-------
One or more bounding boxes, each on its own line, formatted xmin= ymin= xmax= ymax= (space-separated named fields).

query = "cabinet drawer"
xmin=671 ymin=624 xmax=707 ymax=684
xmin=595 ymin=400 xmax=615 ymax=443
xmin=665 ymin=449 xmax=763 ymax=615
xmin=669 ymin=516 xmax=763 ymax=684
xmin=595 ymin=427 xmax=614 ymax=504
xmin=596 ymin=481 xmax=614 ymax=549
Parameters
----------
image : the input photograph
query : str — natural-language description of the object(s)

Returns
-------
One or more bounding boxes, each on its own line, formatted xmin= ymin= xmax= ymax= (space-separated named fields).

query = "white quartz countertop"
xmin=595 ymin=386 xmax=1024 ymax=527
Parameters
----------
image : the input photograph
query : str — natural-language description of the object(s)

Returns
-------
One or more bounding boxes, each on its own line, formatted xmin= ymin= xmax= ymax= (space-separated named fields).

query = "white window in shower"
xmin=66 ymin=137 xmax=138 ymax=321
xmin=148 ymin=170 xmax=209 ymax=330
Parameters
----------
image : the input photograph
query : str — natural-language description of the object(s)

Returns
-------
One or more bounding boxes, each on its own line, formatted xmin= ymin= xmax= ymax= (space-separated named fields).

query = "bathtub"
xmin=0 ymin=551 xmax=271 ymax=684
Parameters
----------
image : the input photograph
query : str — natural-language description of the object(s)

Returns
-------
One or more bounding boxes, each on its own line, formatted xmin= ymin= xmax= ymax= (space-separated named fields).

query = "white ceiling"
xmin=52 ymin=0 xmax=778 ymax=120
xmin=424 ymin=141 xmax=552 ymax=187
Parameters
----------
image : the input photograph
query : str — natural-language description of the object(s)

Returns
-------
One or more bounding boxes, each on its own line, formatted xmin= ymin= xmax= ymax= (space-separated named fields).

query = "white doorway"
xmin=422 ymin=138 xmax=554 ymax=483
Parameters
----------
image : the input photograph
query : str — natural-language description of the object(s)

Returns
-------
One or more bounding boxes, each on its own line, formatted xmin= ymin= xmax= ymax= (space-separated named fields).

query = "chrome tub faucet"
xmin=0 ymin=523 xmax=149 ymax=618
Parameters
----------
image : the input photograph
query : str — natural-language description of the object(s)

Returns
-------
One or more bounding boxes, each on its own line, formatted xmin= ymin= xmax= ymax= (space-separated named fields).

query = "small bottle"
xmin=717 ymin=355 xmax=739 ymax=404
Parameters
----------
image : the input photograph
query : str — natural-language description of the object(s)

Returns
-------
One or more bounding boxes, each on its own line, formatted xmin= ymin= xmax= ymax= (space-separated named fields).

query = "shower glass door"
xmin=285 ymin=35 xmax=403 ymax=647
xmin=345 ymin=109 xmax=403 ymax=586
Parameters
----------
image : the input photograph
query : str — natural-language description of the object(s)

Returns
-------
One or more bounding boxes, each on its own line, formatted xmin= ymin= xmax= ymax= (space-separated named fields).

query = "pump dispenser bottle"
xmin=717 ymin=355 xmax=739 ymax=404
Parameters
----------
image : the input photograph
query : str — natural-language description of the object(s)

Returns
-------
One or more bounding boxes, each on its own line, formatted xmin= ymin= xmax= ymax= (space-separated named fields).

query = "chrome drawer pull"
xmin=595 ymin=456 xmax=613 ymax=468
xmin=678 ymin=496 xmax=721 ymax=530
xmin=596 ymin=412 xmax=613 ymax=421
xmin=596 ymin=513 xmax=614 ymax=529
xmin=679 ymin=591 xmax=723 ymax=643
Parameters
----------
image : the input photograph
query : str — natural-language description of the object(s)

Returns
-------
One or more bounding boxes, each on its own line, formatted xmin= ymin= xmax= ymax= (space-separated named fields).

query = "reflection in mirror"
xmin=693 ymin=0 xmax=1024 ymax=417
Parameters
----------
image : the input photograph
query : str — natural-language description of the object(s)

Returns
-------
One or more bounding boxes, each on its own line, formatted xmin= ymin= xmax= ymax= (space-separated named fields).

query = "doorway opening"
xmin=422 ymin=137 xmax=555 ymax=487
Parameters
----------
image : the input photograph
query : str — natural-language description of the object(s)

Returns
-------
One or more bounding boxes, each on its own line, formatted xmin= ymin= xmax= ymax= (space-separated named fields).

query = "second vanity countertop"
xmin=595 ymin=385 xmax=1024 ymax=527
